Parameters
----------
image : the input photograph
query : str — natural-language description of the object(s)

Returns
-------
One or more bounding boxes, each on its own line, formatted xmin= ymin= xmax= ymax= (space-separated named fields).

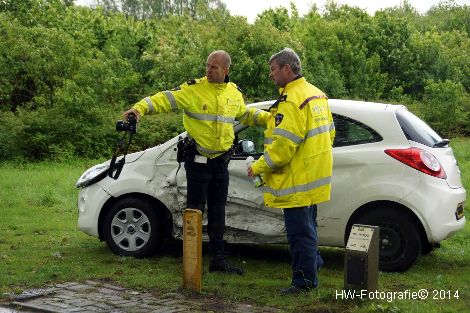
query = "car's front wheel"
xmin=356 ymin=207 xmax=421 ymax=272
xmin=104 ymin=198 xmax=164 ymax=258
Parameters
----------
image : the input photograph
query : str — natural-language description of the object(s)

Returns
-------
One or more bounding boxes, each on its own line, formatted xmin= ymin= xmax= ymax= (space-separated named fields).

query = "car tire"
xmin=104 ymin=198 xmax=164 ymax=258
xmin=356 ymin=207 xmax=421 ymax=272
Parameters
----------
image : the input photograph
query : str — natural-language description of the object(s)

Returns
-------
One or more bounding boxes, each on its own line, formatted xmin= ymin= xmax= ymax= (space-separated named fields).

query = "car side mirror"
xmin=240 ymin=140 xmax=255 ymax=154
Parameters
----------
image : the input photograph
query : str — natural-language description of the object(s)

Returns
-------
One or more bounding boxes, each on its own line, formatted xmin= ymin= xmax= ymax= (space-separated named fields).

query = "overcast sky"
xmin=76 ymin=0 xmax=470 ymax=22
xmin=225 ymin=0 xmax=469 ymax=22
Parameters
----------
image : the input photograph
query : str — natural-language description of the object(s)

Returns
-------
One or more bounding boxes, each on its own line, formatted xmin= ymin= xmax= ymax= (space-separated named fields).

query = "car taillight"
xmin=385 ymin=148 xmax=447 ymax=179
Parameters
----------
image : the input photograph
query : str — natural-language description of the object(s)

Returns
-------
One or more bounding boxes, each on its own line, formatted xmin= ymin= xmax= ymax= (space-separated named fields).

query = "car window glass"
xmin=333 ymin=114 xmax=382 ymax=147
xmin=395 ymin=109 xmax=443 ymax=147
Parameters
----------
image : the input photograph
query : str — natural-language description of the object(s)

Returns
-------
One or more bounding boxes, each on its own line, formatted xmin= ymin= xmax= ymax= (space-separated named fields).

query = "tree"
xmin=1 ymin=0 xmax=469 ymax=161
xmin=423 ymin=79 xmax=468 ymax=135
xmin=94 ymin=0 xmax=226 ymax=19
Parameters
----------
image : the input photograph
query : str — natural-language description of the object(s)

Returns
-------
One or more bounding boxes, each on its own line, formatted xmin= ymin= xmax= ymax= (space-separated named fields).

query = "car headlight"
xmin=75 ymin=162 xmax=110 ymax=188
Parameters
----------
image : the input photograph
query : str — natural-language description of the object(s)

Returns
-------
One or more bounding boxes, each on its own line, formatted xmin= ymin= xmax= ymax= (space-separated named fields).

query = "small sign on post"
xmin=344 ymin=224 xmax=380 ymax=292
xmin=183 ymin=209 xmax=202 ymax=292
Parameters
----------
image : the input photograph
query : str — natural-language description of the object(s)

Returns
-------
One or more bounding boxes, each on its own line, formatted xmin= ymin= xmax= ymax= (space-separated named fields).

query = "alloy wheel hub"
xmin=127 ymin=225 xmax=136 ymax=234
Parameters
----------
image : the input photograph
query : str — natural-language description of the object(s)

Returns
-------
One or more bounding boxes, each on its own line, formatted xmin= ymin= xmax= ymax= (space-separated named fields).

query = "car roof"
xmin=248 ymin=99 xmax=409 ymax=145
xmin=248 ymin=99 xmax=406 ymax=113
xmin=248 ymin=99 xmax=407 ymax=124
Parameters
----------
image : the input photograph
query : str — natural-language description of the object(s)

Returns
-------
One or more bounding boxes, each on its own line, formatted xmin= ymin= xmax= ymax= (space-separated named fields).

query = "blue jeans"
xmin=284 ymin=205 xmax=323 ymax=288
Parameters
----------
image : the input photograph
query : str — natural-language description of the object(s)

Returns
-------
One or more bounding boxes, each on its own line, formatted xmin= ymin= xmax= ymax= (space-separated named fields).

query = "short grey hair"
xmin=208 ymin=50 xmax=231 ymax=69
xmin=269 ymin=48 xmax=302 ymax=75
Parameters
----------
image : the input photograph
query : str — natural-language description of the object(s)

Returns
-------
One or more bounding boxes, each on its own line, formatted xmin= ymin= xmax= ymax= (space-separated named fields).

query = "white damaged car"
xmin=76 ymin=99 xmax=466 ymax=272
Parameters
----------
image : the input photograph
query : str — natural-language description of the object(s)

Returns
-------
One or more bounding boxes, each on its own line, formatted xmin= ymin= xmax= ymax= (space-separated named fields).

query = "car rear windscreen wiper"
xmin=433 ymin=139 xmax=450 ymax=147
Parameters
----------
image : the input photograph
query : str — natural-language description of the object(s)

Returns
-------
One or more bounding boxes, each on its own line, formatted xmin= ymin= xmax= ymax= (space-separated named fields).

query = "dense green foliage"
xmin=0 ymin=0 xmax=469 ymax=161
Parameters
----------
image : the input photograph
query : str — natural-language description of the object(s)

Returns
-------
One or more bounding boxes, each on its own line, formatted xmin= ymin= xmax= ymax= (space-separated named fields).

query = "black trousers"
xmin=184 ymin=151 xmax=229 ymax=252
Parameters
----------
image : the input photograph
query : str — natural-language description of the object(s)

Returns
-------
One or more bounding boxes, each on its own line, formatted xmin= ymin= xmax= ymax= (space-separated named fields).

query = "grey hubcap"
xmin=111 ymin=207 xmax=151 ymax=251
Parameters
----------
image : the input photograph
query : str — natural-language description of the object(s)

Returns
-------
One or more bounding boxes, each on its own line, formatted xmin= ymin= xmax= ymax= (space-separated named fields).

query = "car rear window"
xmin=395 ymin=109 xmax=443 ymax=147
xmin=332 ymin=114 xmax=382 ymax=147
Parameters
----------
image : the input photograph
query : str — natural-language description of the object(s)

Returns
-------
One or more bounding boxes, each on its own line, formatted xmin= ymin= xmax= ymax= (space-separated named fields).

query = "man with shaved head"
xmin=123 ymin=50 xmax=269 ymax=275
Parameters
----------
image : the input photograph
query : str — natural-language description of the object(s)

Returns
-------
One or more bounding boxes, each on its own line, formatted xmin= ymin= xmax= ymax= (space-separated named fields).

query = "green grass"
xmin=1 ymin=139 xmax=469 ymax=313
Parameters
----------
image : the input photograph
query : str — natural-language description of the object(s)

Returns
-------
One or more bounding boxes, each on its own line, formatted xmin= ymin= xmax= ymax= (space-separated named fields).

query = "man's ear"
xmin=283 ymin=64 xmax=292 ymax=73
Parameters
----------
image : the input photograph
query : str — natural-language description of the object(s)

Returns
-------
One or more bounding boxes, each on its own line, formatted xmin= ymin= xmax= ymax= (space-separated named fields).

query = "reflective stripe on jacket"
xmin=251 ymin=77 xmax=335 ymax=208
xmin=133 ymin=76 xmax=270 ymax=158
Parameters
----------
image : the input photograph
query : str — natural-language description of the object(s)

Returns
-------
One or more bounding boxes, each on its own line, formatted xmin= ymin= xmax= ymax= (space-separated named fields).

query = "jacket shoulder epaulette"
xmin=230 ymin=82 xmax=243 ymax=94
xmin=185 ymin=78 xmax=204 ymax=86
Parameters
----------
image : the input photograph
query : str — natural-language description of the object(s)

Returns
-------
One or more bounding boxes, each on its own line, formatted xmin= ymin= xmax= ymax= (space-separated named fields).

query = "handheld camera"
xmin=116 ymin=113 xmax=137 ymax=133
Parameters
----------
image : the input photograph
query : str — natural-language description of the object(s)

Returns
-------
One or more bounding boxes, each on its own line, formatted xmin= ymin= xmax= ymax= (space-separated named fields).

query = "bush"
xmin=423 ymin=79 xmax=469 ymax=136
xmin=0 ymin=0 xmax=469 ymax=161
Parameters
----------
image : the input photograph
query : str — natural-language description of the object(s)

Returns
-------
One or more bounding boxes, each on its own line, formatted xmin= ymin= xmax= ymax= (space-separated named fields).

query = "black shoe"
xmin=280 ymin=285 xmax=313 ymax=295
xmin=209 ymin=258 xmax=244 ymax=275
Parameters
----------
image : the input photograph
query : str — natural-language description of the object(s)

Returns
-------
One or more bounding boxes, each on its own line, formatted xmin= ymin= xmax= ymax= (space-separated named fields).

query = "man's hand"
xmin=247 ymin=166 xmax=254 ymax=177
xmin=122 ymin=108 xmax=141 ymax=121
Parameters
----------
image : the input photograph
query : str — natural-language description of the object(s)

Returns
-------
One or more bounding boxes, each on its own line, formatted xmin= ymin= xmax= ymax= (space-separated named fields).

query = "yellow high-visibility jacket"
xmin=133 ymin=76 xmax=269 ymax=158
xmin=251 ymin=77 xmax=335 ymax=208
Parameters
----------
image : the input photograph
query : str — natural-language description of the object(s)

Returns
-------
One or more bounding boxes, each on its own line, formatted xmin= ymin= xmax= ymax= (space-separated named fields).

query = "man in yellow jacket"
xmin=124 ymin=50 xmax=269 ymax=275
xmin=248 ymin=48 xmax=335 ymax=293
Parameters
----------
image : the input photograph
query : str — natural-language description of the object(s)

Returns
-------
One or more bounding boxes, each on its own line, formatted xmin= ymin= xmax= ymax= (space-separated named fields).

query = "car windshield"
xmin=395 ymin=109 xmax=444 ymax=147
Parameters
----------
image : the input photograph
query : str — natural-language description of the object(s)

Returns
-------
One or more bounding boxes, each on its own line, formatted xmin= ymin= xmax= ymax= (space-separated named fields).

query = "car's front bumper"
xmin=77 ymin=183 xmax=112 ymax=237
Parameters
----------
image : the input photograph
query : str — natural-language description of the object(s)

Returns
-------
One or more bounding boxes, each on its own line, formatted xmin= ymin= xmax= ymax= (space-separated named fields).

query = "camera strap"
xmin=108 ymin=131 xmax=134 ymax=180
